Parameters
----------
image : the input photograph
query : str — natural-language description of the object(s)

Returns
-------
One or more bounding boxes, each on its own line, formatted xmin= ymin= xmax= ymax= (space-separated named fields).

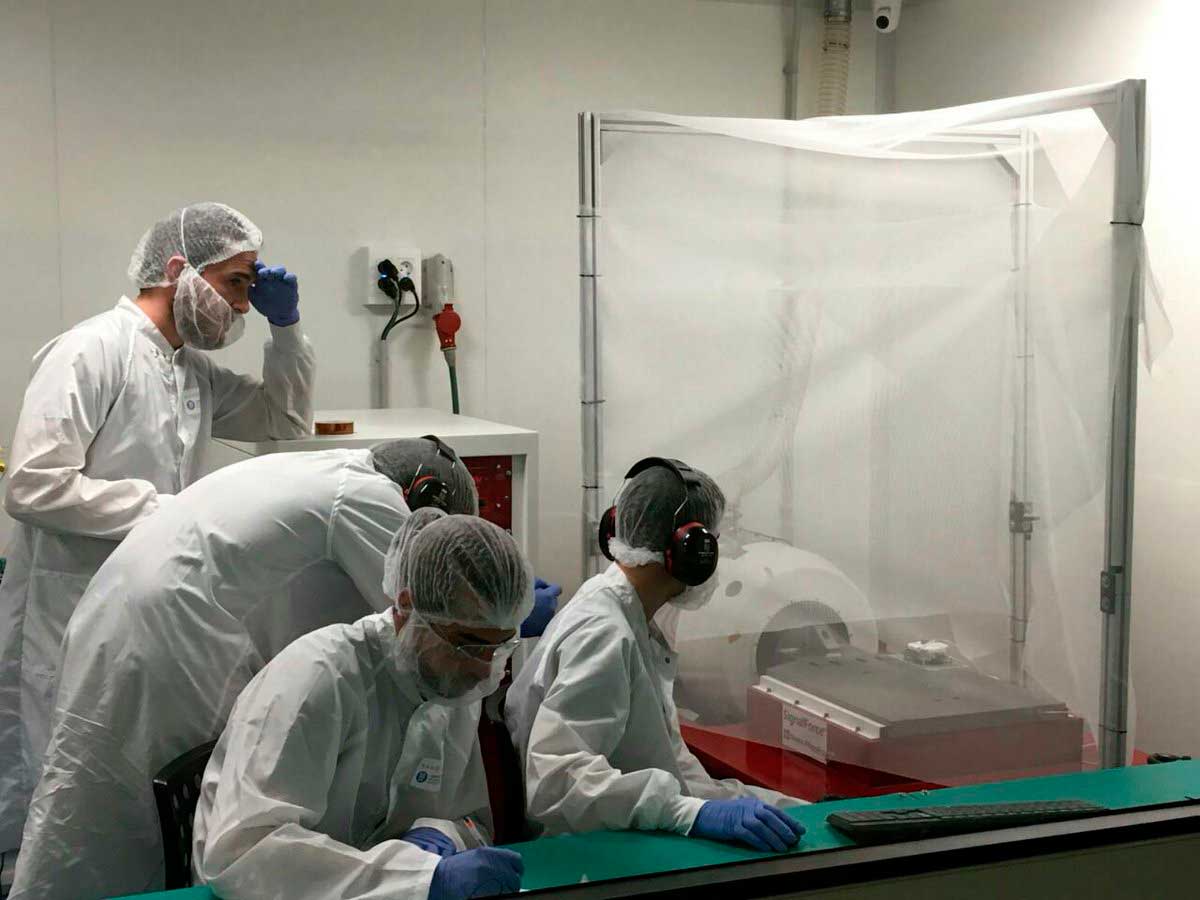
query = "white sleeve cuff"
xmin=663 ymin=795 xmax=707 ymax=835
xmin=268 ymin=322 xmax=307 ymax=349
xmin=411 ymin=817 xmax=468 ymax=853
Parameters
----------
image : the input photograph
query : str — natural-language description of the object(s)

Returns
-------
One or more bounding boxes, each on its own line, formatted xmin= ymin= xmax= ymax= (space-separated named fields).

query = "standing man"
xmin=0 ymin=202 xmax=315 ymax=862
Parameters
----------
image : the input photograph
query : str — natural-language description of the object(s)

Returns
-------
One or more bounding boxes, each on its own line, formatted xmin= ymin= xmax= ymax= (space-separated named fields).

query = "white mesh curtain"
xmin=580 ymin=82 xmax=1166 ymax=783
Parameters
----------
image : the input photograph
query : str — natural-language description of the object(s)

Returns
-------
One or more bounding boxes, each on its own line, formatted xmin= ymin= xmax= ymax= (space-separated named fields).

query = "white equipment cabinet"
xmin=205 ymin=407 xmax=538 ymax=564
xmin=203 ymin=408 xmax=539 ymax=661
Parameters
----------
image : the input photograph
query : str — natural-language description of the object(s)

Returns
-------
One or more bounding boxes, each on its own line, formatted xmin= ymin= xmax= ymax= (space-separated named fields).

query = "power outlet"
xmin=364 ymin=245 xmax=421 ymax=307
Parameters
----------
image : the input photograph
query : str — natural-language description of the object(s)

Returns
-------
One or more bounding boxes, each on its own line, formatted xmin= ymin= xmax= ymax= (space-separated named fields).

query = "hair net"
xmin=403 ymin=515 xmax=533 ymax=628
xmin=382 ymin=507 xmax=448 ymax=599
xmin=610 ymin=464 xmax=725 ymax=567
xmin=371 ymin=438 xmax=480 ymax=516
xmin=127 ymin=202 xmax=262 ymax=288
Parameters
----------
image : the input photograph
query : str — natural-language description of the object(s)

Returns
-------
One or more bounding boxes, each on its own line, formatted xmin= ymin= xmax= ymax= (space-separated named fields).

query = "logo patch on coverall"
xmin=410 ymin=758 xmax=444 ymax=791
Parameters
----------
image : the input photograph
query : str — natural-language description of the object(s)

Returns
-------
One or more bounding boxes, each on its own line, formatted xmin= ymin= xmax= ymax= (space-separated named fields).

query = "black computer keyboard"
xmin=827 ymin=800 xmax=1107 ymax=845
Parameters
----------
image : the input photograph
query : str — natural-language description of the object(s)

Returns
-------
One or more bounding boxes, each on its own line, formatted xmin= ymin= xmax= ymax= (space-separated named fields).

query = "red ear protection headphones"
xmin=597 ymin=457 xmax=719 ymax=586
xmin=405 ymin=435 xmax=460 ymax=512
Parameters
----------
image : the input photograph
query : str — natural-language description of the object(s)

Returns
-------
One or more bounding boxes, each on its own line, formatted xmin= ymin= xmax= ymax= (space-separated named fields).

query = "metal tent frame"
xmin=577 ymin=81 xmax=1147 ymax=770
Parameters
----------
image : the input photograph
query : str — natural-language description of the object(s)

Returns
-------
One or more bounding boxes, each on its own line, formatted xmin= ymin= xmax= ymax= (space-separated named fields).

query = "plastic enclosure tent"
xmin=578 ymin=81 xmax=1166 ymax=783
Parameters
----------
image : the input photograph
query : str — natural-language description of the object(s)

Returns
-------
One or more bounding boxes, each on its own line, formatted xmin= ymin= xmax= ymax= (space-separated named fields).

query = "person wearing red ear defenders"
xmin=504 ymin=458 xmax=806 ymax=851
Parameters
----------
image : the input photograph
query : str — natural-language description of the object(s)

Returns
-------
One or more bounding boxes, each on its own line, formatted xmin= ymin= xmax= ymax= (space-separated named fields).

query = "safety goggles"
xmin=428 ymin=621 xmax=520 ymax=662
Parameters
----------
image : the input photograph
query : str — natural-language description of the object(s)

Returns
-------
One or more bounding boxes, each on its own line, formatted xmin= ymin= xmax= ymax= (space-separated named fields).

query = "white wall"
xmin=0 ymin=1 xmax=876 ymax=585
xmin=0 ymin=0 xmax=60 ymax=546
xmin=890 ymin=0 xmax=1200 ymax=756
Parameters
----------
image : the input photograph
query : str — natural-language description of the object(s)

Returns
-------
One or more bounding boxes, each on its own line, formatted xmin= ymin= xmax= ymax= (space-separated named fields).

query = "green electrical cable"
xmin=448 ymin=361 xmax=460 ymax=415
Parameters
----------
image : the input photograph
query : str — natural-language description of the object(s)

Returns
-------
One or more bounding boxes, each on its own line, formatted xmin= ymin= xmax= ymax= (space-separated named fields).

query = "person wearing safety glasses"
xmin=193 ymin=510 xmax=530 ymax=900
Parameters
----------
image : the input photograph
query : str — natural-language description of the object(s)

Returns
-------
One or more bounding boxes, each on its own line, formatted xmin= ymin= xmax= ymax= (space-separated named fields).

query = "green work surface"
xmin=511 ymin=761 xmax=1200 ymax=891
xmin=110 ymin=761 xmax=1200 ymax=899
xmin=111 ymin=889 xmax=211 ymax=900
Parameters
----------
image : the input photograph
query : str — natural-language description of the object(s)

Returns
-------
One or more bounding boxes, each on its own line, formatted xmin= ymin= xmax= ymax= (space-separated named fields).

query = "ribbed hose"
xmin=816 ymin=16 xmax=851 ymax=116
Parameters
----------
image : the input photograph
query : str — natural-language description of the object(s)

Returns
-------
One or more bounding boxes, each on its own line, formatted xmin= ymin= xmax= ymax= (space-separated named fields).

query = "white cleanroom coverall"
xmin=505 ymin=564 xmax=797 ymax=837
xmin=0 ymin=297 xmax=313 ymax=850
xmin=193 ymin=612 xmax=493 ymax=900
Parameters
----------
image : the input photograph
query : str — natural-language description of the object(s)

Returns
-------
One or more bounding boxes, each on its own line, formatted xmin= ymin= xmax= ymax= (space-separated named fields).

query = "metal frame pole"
xmin=1099 ymin=81 xmax=1147 ymax=769
xmin=1098 ymin=240 xmax=1141 ymax=768
xmin=579 ymin=113 xmax=603 ymax=581
xmin=1009 ymin=127 xmax=1037 ymax=685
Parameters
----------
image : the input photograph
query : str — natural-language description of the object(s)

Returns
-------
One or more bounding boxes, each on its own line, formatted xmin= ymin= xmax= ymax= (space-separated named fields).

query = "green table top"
xmin=111 ymin=760 xmax=1200 ymax=898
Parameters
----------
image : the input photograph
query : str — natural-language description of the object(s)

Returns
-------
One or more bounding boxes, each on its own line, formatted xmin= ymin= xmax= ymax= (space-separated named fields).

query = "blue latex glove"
xmin=428 ymin=847 xmax=523 ymax=900
xmin=689 ymin=797 xmax=806 ymax=853
xmin=400 ymin=826 xmax=458 ymax=858
xmin=249 ymin=261 xmax=300 ymax=326
xmin=520 ymin=578 xmax=562 ymax=638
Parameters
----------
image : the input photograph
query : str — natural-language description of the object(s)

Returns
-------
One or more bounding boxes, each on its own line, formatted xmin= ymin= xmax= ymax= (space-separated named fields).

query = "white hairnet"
xmin=611 ymin=464 xmax=725 ymax=567
xmin=403 ymin=515 xmax=533 ymax=629
xmin=382 ymin=507 xmax=448 ymax=599
xmin=371 ymin=438 xmax=480 ymax=516
xmin=127 ymin=202 xmax=262 ymax=288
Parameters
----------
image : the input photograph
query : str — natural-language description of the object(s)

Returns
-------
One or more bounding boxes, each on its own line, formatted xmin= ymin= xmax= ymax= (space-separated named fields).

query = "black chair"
xmin=478 ymin=683 xmax=532 ymax=844
xmin=152 ymin=740 xmax=217 ymax=889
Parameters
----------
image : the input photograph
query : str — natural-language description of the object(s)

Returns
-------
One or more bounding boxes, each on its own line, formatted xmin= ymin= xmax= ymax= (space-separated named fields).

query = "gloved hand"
xmin=428 ymin=847 xmax=523 ymax=900
xmin=400 ymin=826 xmax=458 ymax=858
xmin=249 ymin=260 xmax=300 ymax=326
xmin=520 ymin=578 xmax=562 ymax=638
xmin=689 ymin=797 xmax=806 ymax=853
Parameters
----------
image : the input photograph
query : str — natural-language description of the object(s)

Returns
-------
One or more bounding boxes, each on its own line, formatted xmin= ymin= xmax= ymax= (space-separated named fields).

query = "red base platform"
xmin=681 ymin=721 xmax=1148 ymax=802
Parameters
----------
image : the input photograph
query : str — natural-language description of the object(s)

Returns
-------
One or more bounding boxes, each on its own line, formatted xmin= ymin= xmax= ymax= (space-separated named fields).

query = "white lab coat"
xmin=0 ymin=297 xmax=314 ymax=850
xmin=194 ymin=612 xmax=493 ymax=900
xmin=505 ymin=564 xmax=795 ymax=837
xmin=9 ymin=449 xmax=407 ymax=900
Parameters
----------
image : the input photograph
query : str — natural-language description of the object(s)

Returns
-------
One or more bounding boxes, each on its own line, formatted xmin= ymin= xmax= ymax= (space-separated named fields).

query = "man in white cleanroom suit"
xmin=9 ymin=439 xmax=480 ymax=900
xmin=193 ymin=510 xmax=530 ymax=900
xmin=506 ymin=459 xmax=807 ymax=852
xmin=0 ymin=201 xmax=314 ymax=858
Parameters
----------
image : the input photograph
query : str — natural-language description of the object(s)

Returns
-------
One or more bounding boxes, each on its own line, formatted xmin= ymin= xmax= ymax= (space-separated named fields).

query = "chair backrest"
xmin=478 ymin=682 xmax=531 ymax=844
xmin=152 ymin=740 xmax=217 ymax=889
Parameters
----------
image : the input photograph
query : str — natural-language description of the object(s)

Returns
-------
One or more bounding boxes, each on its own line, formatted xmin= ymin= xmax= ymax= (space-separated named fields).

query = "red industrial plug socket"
xmin=434 ymin=304 xmax=461 ymax=350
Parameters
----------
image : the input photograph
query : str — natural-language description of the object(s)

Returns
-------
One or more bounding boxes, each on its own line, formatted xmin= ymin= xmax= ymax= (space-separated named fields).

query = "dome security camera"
xmin=873 ymin=0 xmax=902 ymax=33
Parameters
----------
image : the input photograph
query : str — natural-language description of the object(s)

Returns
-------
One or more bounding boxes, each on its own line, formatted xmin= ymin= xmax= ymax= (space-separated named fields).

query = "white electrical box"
xmin=364 ymin=246 xmax=421 ymax=308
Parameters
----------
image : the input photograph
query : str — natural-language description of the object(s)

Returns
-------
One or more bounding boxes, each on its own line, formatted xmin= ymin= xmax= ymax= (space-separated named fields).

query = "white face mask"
xmin=423 ymin=654 xmax=509 ymax=708
xmin=172 ymin=264 xmax=245 ymax=350
xmin=670 ymin=577 xmax=718 ymax=612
